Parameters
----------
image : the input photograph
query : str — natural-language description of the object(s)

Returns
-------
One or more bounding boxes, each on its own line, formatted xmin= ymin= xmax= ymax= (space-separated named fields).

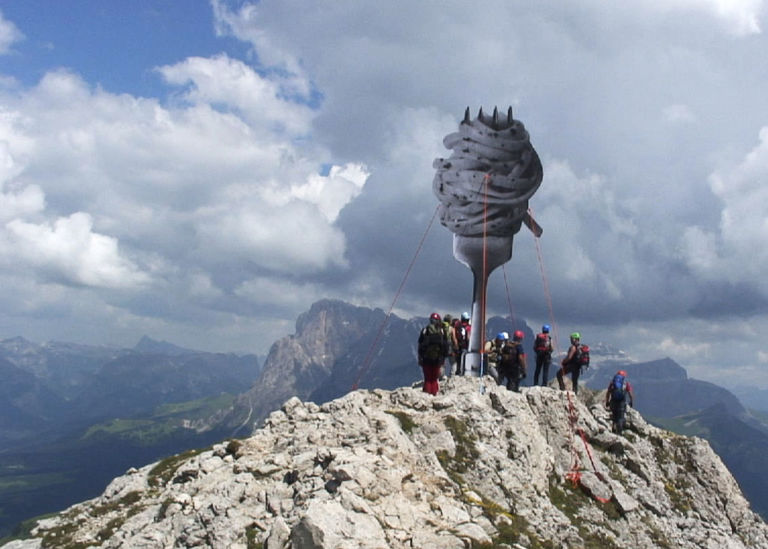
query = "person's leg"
xmin=534 ymin=354 xmax=543 ymax=386
xmin=541 ymin=357 xmax=550 ymax=386
xmin=445 ymin=354 xmax=455 ymax=377
xmin=571 ymin=365 xmax=581 ymax=394
xmin=556 ymin=367 xmax=566 ymax=390
xmin=616 ymin=402 xmax=627 ymax=434
xmin=510 ymin=365 xmax=521 ymax=392
xmin=423 ymin=363 xmax=440 ymax=395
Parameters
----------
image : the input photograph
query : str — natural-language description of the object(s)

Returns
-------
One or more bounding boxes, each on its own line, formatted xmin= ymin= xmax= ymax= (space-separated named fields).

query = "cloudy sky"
xmin=1 ymin=1 xmax=767 ymax=390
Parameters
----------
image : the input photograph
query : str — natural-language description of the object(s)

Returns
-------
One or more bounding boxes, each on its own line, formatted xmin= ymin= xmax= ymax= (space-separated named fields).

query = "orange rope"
xmin=350 ymin=204 xmax=440 ymax=390
xmin=529 ymin=206 xmax=610 ymax=503
xmin=479 ymin=174 xmax=491 ymax=366
xmin=502 ymin=263 xmax=517 ymax=326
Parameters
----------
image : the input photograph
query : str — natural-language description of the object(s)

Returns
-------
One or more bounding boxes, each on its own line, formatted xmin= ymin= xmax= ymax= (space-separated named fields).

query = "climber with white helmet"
xmin=498 ymin=330 xmax=527 ymax=392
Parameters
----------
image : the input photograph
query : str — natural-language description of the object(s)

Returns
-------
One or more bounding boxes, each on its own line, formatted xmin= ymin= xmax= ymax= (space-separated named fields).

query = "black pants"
xmin=557 ymin=363 xmax=581 ymax=394
xmin=610 ymin=400 xmax=628 ymax=434
xmin=497 ymin=365 xmax=522 ymax=392
xmin=534 ymin=353 xmax=551 ymax=386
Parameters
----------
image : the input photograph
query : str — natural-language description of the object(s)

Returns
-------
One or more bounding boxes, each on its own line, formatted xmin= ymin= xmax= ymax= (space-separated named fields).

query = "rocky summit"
xmin=6 ymin=377 xmax=768 ymax=549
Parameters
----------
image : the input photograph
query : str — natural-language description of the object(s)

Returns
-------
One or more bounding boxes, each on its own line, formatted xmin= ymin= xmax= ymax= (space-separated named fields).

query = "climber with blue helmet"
xmin=483 ymin=331 xmax=508 ymax=382
xmin=533 ymin=324 xmax=554 ymax=387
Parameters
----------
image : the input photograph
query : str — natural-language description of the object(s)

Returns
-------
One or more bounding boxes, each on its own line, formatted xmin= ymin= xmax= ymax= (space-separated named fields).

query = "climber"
xmin=533 ymin=324 xmax=553 ymax=386
xmin=498 ymin=330 xmax=527 ymax=392
xmin=557 ymin=332 xmax=585 ymax=394
xmin=418 ymin=312 xmax=449 ymax=395
xmin=483 ymin=332 xmax=507 ymax=381
xmin=442 ymin=314 xmax=458 ymax=378
xmin=605 ymin=370 xmax=635 ymax=435
xmin=455 ymin=312 xmax=471 ymax=375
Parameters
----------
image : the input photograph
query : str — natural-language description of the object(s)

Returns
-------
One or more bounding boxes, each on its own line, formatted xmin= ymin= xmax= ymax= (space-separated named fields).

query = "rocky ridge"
xmin=5 ymin=377 xmax=767 ymax=549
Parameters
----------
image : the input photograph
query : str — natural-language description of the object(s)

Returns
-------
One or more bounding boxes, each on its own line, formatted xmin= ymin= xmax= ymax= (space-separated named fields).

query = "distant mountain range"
xmin=0 ymin=337 xmax=261 ymax=537
xmin=2 ymin=299 xmax=767 ymax=538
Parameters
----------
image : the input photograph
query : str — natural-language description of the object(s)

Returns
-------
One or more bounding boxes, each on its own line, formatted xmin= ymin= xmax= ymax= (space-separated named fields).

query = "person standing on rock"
xmin=418 ymin=312 xmax=449 ymax=395
xmin=557 ymin=332 xmax=584 ymax=394
xmin=442 ymin=314 xmax=458 ymax=378
xmin=605 ymin=370 xmax=635 ymax=435
xmin=455 ymin=312 xmax=471 ymax=375
xmin=498 ymin=330 xmax=527 ymax=392
xmin=533 ymin=324 xmax=553 ymax=386
xmin=483 ymin=332 xmax=506 ymax=381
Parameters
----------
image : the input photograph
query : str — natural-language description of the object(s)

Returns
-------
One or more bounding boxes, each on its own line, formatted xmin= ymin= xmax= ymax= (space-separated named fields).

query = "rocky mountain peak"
xmin=9 ymin=377 xmax=767 ymax=548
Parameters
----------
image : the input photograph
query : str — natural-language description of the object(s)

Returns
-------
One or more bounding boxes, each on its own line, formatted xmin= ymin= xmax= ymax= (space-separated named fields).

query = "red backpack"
xmin=575 ymin=344 xmax=590 ymax=368
xmin=455 ymin=321 xmax=470 ymax=350
xmin=534 ymin=333 xmax=550 ymax=353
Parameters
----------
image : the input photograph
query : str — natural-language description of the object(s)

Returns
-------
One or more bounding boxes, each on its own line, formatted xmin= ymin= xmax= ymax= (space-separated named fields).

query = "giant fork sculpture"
xmin=433 ymin=107 xmax=543 ymax=376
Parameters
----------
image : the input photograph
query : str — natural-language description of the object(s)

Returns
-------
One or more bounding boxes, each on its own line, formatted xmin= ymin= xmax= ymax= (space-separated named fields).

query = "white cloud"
xmin=290 ymin=163 xmax=368 ymax=222
xmin=157 ymin=54 xmax=313 ymax=136
xmin=235 ymin=276 xmax=322 ymax=309
xmin=3 ymin=212 xmax=149 ymax=289
xmin=658 ymin=336 xmax=711 ymax=358
xmin=680 ymin=127 xmax=768 ymax=291
xmin=0 ymin=11 xmax=23 ymax=54
xmin=663 ymin=103 xmax=697 ymax=124
xmin=650 ymin=0 xmax=765 ymax=35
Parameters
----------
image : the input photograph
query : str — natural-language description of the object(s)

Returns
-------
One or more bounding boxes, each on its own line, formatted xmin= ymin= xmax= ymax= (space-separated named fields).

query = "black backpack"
xmin=420 ymin=324 xmax=445 ymax=361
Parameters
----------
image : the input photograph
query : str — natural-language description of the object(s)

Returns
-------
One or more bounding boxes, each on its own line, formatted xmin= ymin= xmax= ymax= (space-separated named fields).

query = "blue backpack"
xmin=611 ymin=373 xmax=627 ymax=401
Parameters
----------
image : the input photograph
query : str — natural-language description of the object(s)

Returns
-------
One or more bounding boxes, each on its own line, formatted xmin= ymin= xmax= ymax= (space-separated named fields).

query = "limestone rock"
xmin=7 ymin=377 xmax=768 ymax=549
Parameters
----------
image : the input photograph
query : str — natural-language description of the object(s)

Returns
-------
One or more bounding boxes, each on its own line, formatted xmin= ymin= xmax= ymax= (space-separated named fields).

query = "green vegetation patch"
xmin=0 ymin=472 xmax=71 ymax=495
xmin=548 ymin=476 xmax=583 ymax=521
xmin=385 ymin=410 xmax=417 ymax=434
xmin=147 ymin=447 xmax=210 ymax=488
xmin=81 ymin=393 xmax=237 ymax=445
xmin=40 ymin=518 xmax=95 ymax=549
xmin=245 ymin=522 xmax=264 ymax=549
xmin=442 ymin=416 xmax=480 ymax=474
xmin=154 ymin=393 xmax=236 ymax=418
xmin=89 ymin=491 xmax=142 ymax=518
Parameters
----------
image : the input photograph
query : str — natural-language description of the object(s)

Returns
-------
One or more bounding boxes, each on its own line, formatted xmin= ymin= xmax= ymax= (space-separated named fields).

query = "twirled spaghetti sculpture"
xmin=433 ymin=106 xmax=543 ymax=376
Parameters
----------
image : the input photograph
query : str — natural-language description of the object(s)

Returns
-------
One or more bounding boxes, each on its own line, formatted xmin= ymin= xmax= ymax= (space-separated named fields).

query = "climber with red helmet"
xmin=604 ymin=369 xmax=635 ymax=435
xmin=497 ymin=330 xmax=527 ymax=392
xmin=533 ymin=324 xmax=553 ymax=386
xmin=417 ymin=312 xmax=449 ymax=395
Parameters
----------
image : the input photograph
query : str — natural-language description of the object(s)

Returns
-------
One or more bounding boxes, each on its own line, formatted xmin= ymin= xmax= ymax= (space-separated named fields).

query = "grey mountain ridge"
xmin=2 ymin=299 xmax=768 ymax=541
xmin=4 ymin=377 xmax=767 ymax=548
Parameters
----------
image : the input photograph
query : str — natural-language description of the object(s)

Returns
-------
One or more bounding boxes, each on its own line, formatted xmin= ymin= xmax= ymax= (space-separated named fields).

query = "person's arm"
xmin=561 ymin=345 xmax=574 ymax=366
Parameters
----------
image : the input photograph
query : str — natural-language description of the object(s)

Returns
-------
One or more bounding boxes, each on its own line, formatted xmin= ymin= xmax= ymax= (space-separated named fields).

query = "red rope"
xmin=479 ymin=174 xmax=490 ymax=357
xmin=502 ymin=263 xmax=516 ymax=326
xmin=529 ymin=206 xmax=610 ymax=503
xmin=350 ymin=205 xmax=440 ymax=391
